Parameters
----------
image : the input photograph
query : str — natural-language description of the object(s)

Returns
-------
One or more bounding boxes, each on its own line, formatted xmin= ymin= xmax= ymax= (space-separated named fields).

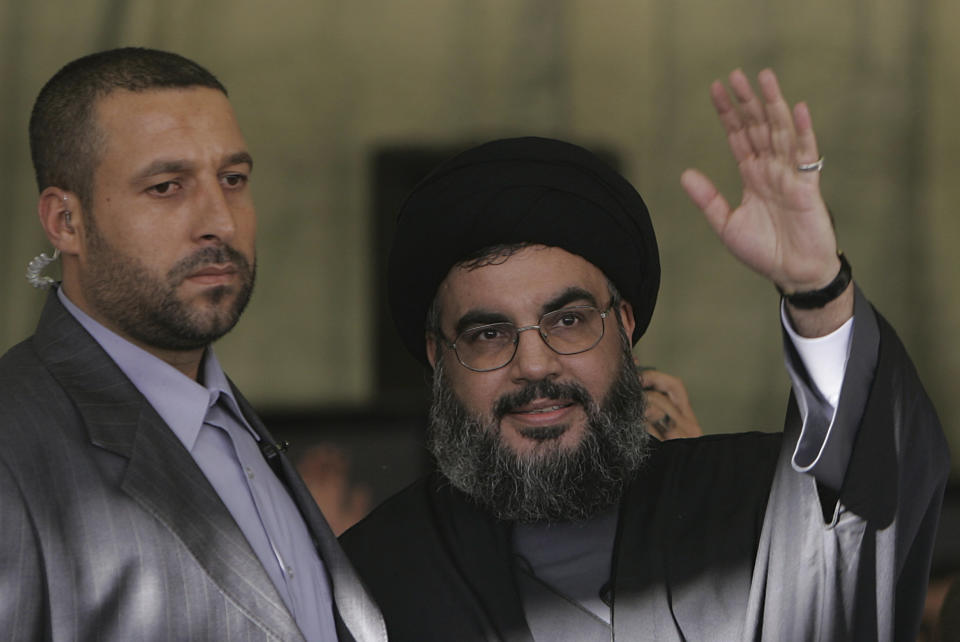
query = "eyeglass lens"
xmin=454 ymin=306 xmax=605 ymax=371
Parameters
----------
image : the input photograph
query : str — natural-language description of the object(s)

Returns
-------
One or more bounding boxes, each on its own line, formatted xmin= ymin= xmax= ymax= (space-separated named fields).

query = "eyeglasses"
xmin=444 ymin=304 xmax=612 ymax=372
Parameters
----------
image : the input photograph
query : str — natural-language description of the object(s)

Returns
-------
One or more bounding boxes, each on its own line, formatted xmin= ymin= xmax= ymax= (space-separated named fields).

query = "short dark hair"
xmin=29 ymin=47 xmax=227 ymax=210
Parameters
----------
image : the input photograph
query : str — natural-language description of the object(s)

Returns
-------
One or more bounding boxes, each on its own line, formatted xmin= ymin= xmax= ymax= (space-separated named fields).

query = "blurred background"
xmin=1 ymin=0 xmax=957 ymax=539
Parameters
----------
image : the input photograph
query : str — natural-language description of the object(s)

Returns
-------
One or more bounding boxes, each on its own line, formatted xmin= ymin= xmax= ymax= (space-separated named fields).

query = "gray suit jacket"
xmin=0 ymin=293 xmax=386 ymax=642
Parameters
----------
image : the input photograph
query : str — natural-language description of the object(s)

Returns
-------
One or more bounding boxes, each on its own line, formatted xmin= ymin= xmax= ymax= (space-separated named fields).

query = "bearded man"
xmin=0 ymin=48 xmax=385 ymax=641
xmin=340 ymin=69 xmax=947 ymax=641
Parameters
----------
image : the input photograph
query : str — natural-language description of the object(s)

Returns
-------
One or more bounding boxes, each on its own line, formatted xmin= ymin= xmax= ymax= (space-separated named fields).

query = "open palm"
xmin=682 ymin=68 xmax=840 ymax=294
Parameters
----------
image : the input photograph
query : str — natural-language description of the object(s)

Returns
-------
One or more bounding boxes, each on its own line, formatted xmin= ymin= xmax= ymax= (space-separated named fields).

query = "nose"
xmin=508 ymin=326 xmax=562 ymax=383
xmin=194 ymin=177 xmax=236 ymax=244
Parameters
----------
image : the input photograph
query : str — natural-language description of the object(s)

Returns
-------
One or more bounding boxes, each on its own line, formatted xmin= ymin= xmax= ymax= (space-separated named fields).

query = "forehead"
xmin=92 ymin=87 xmax=245 ymax=166
xmin=436 ymin=245 xmax=609 ymax=322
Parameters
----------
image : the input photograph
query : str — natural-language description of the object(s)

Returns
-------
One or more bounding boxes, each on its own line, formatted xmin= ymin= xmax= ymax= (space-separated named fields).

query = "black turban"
xmin=388 ymin=136 xmax=660 ymax=366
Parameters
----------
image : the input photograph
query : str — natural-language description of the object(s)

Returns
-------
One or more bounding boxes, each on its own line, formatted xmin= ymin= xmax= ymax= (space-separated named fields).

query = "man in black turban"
xmin=341 ymin=69 xmax=947 ymax=641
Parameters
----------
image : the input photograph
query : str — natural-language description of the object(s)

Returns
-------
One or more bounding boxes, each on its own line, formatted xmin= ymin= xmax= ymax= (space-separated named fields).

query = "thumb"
xmin=681 ymin=169 xmax=731 ymax=237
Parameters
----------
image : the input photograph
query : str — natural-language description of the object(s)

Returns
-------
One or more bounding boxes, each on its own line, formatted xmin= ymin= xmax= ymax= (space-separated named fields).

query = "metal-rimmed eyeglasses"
xmin=444 ymin=304 xmax=612 ymax=372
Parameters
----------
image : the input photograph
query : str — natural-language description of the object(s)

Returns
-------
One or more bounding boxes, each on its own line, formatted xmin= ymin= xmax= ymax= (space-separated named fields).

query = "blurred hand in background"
xmin=639 ymin=367 xmax=703 ymax=441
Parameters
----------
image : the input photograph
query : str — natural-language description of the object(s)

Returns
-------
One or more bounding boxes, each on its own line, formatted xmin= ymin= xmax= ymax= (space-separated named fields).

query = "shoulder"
xmin=340 ymin=475 xmax=439 ymax=553
xmin=0 ymin=336 xmax=45 ymax=386
xmin=0 ymin=336 xmax=66 ymax=429
xmin=653 ymin=431 xmax=783 ymax=470
xmin=654 ymin=431 xmax=784 ymax=478
xmin=0 ymin=336 xmax=90 ymax=481
xmin=1 ymin=331 xmax=69 ymax=398
xmin=340 ymin=473 xmax=516 ymax=640
xmin=615 ymin=433 xmax=785 ymax=572
xmin=627 ymin=432 xmax=784 ymax=512
xmin=340 ymin=471 xmax=506 ymax=589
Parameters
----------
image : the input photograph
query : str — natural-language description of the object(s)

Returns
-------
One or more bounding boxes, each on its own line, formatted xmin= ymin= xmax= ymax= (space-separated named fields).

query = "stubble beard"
xmin=80 ymin=215 xmax=256 ymax=351
xmin=427 ymin=335 xmax=651 ymax=524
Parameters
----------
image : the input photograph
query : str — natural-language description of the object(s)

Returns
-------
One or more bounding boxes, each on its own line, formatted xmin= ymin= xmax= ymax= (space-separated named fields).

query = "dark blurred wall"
xmin=1 ymin=0 xmax=956 ymax=471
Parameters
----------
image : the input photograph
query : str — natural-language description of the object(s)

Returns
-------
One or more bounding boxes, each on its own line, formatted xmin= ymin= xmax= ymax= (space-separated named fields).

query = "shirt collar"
xmin=57 ymin=287 xmax=241 ymax=450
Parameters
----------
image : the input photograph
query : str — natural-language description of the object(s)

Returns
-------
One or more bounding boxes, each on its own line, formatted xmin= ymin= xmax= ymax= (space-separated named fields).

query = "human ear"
xmin=37 ymin=188 xmax=82 ymax=256
xmin=426 ymin=334 xmax=439 ymax=370
xmin=616 ymin=299 xmax=636 ymax=339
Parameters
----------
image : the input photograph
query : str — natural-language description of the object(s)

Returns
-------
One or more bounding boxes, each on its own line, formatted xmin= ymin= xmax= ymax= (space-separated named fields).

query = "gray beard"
xmin=427 ymin=341 xmax=651 ymax=523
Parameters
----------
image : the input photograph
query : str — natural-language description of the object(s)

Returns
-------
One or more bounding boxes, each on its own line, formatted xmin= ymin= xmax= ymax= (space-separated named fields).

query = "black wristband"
xmin=777 ymin=253 xmax=852 ymax=309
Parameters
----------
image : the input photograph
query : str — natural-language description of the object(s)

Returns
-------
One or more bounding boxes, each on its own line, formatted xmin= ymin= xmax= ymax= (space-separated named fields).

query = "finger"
xmin=645 ymin=393 xmax=702 ymax=440
xmin=640 ymin=370 xmax=691 ymax=409
xmin=647 ymin=422 xmax=668 ymax=441
xmin=647 ymin=411 xmax=685 ymax=441
xmin=728 ymin=128 xmax=757 ymax=165
xmin=646 ymin=391 xmax=697 ymax=438
xmin=643 ymin=393 xmax=669 ymax=425
xmin=757 ymin=68 xmax=798 ymax=159
xmin=728 ymin=69 xmax=764 ymax=125
xmin=728 ymin=68 xmax=771 ymax=153
xmin=674 ymin=417 xmax=704 ymax=439
xmin=711 ymin=80 xmax=755 ymax=165
xmin=643 ymin=398 xmax=676 ymax=440
xmin=680 ymin=169 xmax=732 ymax=237
xmin=644 ymin=390 xmax=681 ymax=424
xmin=643 ymin=388 xmax=667 ymax=416
xmin=642 ymin=371 xmax=702 ymax=435
xmin=711 ymin=79 xmax=743 ymax=134
xmin=640 ymin=368 xmax=672 ymax=394
xmin=793 ymin=102 xmax=821 ymax=165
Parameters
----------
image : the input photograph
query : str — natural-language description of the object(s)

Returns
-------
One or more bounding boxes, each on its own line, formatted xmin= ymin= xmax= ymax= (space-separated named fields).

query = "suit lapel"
xmin=33 ymin=293 xmax=304 ymax=641
xmin=232 ymin=387 xmax=387 ymax=642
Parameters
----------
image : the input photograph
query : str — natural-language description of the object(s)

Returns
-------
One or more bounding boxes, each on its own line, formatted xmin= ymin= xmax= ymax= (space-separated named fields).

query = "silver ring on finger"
xmin=797 ymin=156 xmax=824 ymax=173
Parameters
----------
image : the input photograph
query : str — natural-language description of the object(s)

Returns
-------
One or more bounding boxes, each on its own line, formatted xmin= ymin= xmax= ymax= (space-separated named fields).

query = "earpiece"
xmin=62 ymin=195 xmax=73 ymax=231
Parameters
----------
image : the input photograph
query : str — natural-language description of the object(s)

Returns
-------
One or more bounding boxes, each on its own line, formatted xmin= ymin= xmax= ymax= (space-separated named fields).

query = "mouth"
xmin=185 ymin=264 xmax=238 ymax=285
xmin=504 ymin=398 xmax=576 ymax=426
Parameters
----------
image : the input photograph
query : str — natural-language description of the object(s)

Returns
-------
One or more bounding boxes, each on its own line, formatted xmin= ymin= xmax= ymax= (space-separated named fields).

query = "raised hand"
xmin=680 ymin=68 xmax=840 ymax=296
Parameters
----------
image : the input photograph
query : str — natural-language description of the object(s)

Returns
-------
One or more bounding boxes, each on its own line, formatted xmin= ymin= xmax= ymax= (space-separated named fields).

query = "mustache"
xmin=493 ymin=378 xmax=595 ymax=419
xmin=168 ymin=245 xmax=253 ymax=282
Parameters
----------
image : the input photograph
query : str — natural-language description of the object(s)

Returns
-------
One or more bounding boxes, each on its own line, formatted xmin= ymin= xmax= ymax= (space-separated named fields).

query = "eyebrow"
xmin=539 ymin=287 xmax=599 ymax=316
xmin=452 ymin=286 xmax=599 ymax=336
xmin=226 ymin=151 xmax=254 ymax=171
xmin=131 ymin=151 xmax=254 ymax=183
xmin=132 ymin=159 xmax=195 ymax=183
xmin=454 ymin=310 xmax=512 ymax=336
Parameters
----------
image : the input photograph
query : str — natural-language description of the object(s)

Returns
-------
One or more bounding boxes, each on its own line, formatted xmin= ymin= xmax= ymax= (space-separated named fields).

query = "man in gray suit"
xmin=0 ymin=48 xmax=385 ymax=642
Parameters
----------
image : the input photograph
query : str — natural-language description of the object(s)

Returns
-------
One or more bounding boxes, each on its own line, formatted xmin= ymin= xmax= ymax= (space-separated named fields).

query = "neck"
xmin=59 ymin=279 xmax=207 ymax=381
xmin=98 ymin=322 xmax=206 ymax=381
xmin=144 ymin=345 xmax=206 ymax=381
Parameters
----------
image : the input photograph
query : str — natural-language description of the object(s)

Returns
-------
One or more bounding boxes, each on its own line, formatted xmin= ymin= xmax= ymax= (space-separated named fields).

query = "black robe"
xmin=341 ymin=299 xmax=947 ymax=641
